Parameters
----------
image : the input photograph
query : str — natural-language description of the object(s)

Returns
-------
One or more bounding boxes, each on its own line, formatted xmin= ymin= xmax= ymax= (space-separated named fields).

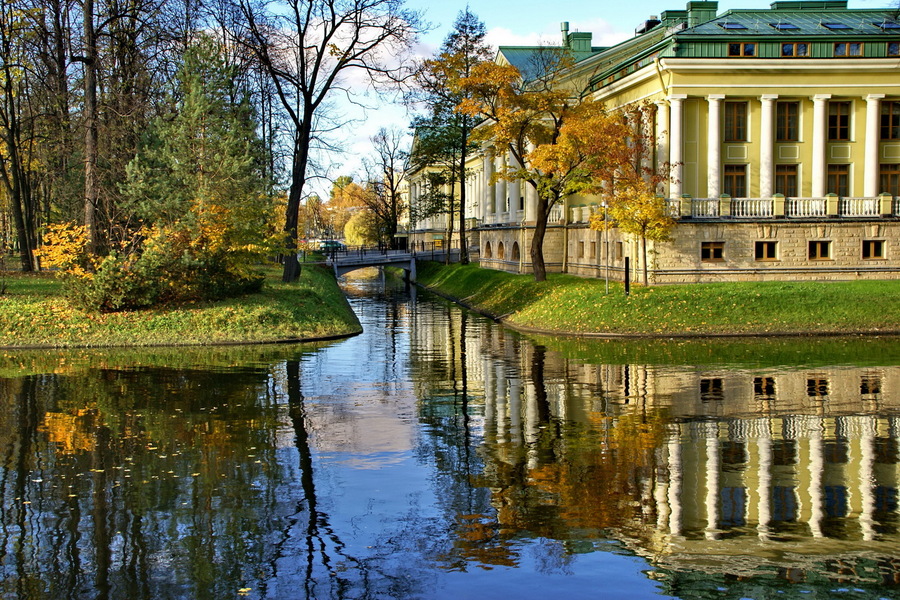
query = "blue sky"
xmin=326 ymin=0 xmax=879 ymax=195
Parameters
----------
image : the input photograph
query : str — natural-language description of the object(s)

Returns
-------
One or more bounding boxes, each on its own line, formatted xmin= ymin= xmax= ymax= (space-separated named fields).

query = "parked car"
xmin=319 ymin=240 xmax=346 ymax=252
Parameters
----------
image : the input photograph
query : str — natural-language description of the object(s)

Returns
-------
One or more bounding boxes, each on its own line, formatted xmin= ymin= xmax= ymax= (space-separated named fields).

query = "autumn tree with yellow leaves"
xmin=456 ymin=50 xmax=670 ymax=282
xmin=41 ymin=37 xmax=277 ymax=311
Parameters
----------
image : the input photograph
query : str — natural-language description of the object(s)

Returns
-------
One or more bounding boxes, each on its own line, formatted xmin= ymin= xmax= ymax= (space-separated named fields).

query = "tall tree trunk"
xmin=642 ymin=234 xmax=649 ymax=287
xmin=458 ymin=136 xmax=468 ymax=264
xmin=283 ymin=128 xmax=311 ymax=282
xmin=83 ymin=0 xmax=100 ymax=253
xmin=445 ymin=178 xmax=455 ymax=264
xmin=530 ymin=193 xmax=549 ymax=282
xmin=0 ymin=75 xmax=36 ymax=271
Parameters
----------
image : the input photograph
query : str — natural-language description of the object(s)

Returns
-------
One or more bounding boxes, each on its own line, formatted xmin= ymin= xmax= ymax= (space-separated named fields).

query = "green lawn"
xmin=415 ymin=261 xmax=900 ymax=336
xmin=0 ymin=265 xmax=361 ymax=348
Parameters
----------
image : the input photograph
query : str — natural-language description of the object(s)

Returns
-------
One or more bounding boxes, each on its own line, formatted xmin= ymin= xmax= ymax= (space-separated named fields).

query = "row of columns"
xmin=658 ymin=415 xmax=891 ymax=541
xmin=479 ymin=146 xmax=537 ymax=222
xmin=662 ymin=93 xmax=888 ymax=199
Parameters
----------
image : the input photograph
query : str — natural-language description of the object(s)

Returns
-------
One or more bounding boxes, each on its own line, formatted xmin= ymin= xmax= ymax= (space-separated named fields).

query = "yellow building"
xmin=409 ymin=0 xmax=900 ymax=283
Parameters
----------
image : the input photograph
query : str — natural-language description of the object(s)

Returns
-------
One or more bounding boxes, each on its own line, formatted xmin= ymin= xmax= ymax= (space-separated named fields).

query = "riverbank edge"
xmin=0 ymin=265 xmax=363 ymax=350
xmin=414 ymin=263 xmax=900 ymax=339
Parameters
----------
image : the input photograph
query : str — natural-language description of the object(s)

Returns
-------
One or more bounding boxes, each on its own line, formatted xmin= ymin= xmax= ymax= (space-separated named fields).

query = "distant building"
xmin=408 ymin=0 xmax=900 ymax=283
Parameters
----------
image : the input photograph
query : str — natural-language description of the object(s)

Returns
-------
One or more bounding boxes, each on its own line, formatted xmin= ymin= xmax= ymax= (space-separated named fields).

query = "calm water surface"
xmin=2 ymin=271 xmax=900 ymax=599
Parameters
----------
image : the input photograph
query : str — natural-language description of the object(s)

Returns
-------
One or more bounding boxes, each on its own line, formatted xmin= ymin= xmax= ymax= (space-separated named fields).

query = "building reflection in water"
xmin=408 ymin=307 xmax=900 ymax=587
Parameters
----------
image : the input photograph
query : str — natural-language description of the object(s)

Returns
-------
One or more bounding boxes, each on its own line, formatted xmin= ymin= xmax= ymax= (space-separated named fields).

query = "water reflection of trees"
xmin=0 ymin=366 xmax=288 ymax=599
xmin=408 ymin=304 xmax=900 ymax=593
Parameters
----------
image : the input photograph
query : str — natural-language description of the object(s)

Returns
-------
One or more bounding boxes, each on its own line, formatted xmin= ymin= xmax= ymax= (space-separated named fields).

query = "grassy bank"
xmin=415 ymin=261 xmax=900 ymax=336
xmin=0 ymin=264 xmax=361 ymax=348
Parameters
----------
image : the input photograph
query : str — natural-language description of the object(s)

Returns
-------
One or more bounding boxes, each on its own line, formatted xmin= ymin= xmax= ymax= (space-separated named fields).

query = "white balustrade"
xmin=839 ymin=197 xmax=880 ymax=217
xmin=692 ymin=198 xmax=719 ymax=218
xmin=786 ymin=198 xmax=827 ymax=218
xmin=731 ymin=198 xmax=774 ymax=218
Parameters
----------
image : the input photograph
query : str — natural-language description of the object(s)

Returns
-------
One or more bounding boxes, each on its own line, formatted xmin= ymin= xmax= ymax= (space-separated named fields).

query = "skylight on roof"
xmin=719 ymin=22 xmax=748 ymax=30
xmin=876 ymin=21 xmax=900 ymax=30
xmin=770 ymin=23 xmax=799 ymax=30
xmin=822 ymin=22 xmax=852 ymax=30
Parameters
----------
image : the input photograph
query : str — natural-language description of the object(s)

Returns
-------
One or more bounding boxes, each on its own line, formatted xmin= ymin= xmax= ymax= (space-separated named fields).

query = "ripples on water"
xmin=1 ymin=269 xmax=900 ymax=599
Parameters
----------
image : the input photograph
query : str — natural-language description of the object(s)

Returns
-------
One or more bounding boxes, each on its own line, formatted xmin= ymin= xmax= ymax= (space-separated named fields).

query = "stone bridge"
xmin=327 ymin=247 xmax=461 ymax=281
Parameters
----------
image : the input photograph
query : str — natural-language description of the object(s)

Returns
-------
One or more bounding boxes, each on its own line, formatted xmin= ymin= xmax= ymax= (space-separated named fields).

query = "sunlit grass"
xmin=416 ymin=262 xmax=900 ymax=335
xmin=0 ymin=265 xmax=361 ymax=348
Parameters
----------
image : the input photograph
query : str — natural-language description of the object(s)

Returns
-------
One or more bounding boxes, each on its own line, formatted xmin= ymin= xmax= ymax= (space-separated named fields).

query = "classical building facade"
xmin=408 ymin=0 xmax=900 ymax=283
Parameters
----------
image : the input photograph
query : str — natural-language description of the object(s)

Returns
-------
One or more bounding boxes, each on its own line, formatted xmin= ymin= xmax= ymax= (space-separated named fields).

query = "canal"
xmin=1 ymin=270 xmax=900 ymax=599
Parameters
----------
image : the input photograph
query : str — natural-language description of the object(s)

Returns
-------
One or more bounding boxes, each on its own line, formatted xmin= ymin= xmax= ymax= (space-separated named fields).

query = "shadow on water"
xmin=1 ymin=268 xmax=900 ymax=599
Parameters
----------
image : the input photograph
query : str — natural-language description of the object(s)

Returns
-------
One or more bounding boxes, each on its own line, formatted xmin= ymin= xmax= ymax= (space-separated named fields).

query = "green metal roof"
xmin=683 ymin=8 xmax=900 ymax=37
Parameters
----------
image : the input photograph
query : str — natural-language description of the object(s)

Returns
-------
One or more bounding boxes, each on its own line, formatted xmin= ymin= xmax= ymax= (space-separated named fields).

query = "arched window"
xmin=511 ymin=242 xmax=520 ymax=261
xmin=497 ymin=242 xmax=505 ymax=260
xmin=484 ymin=241 xmax=492 ymax=258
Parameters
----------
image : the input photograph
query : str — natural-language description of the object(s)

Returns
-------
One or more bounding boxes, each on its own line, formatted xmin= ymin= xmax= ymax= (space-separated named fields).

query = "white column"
xmin=524 ymin=142 xmax=538 ymax=222
xmin=669 ymin=95 xmax=687 ymax=198
xmin=812 ymin=94 xmax=831 ymax=198
xmin=865 ymin=94 xmax=885 ymax=197
xmin=808 ymin=416 xmax=824 ymax=538
xmin=860 ymin=416 xmax=877 ymax=541
xmin=757 ymin=418 xmax=772 ymax=539
xmin=667 ymin=424 xmax=683 ymax=536
xmin=508 ymin=150 xmax=521 ymax=215
xmin=483 ymin=146 xmax=495 ymax=217
xmin=707 ymin=95 xmax=725 ymax=199
xmin=760 ymin=95 xmax=778 ymax=198
xmin=494 ymin=152 xmax=507 ymax=217
xmin=655 ymin=99 xmax=670 ymax=196
xmin=705 ymin=421 xmax=720 ymax=540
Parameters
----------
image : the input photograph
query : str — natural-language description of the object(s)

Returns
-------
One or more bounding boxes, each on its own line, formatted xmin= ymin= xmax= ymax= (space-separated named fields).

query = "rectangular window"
xmin=809 ymin=240 xmax=831 ymax=260
xmin=723 ymin=164 xmax=747 ymax=197
xmin=754 ymin=376 xmax=776 ymax=397
xmin=776 ymin=102 xmax=800 ymax=141
xmin=882 ymin=101 xmax=900 ymax=140
xmin=827 ymin=164 xmax=850 ymax=196
xmin=781 ymin=42 xmax=809 ymax=57
xmin=700 ymin=378 xmax=725 ymax=402
xmin=863 ymin=239 xmax=885 ymax=259
xmin=890 ymin=41 xmax=900 ymax=56
xmin=882 ymin=164 xmax=900 ymax=196
xmin=578 ymin=241 xmax=584 ymax=258
xmin=775 ymin=164 xmax=798 ymax=197
xmin=755 ymin=241 xmax=778 ymax=261
xmin=615 ymin=241 xmax=624 ymax=261
xmin=834 ymin=42 xmax=863 ymax=56
xmin=701 ymin=241 xmax=725 ymax=262
xmin=728 ymin=42 xmax=756 ymax=56
xmin=590 ymin=241 xmax=596 ymax=259
xmin=828 ymin=101 xmax=851 ymax=140
xmin=808 ymin=377 xmax=829 ymax=397
xmin=861 ymin=374 xmax=882 ymax=396
xmin=724 ymin=101 xmax=748 ymax=142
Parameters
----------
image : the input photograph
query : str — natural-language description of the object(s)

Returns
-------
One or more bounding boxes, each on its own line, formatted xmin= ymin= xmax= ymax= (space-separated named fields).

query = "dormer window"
xmin=781 ymin=42 xmax=809 ymax=57
xmin=834 ymin=42 xmax=863 ymax=57
xmin=728 ymin=42 xmax=756 ymax=57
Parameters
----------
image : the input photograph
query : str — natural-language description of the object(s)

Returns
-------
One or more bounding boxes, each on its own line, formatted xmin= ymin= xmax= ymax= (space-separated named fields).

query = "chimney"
xmin=686 ymin=1 xmax=718 ymax=27
xmin=561 ymin=21 xmax=570 ymax=47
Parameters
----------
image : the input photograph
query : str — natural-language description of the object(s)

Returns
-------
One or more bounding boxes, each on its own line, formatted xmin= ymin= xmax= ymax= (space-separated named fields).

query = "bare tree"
xmin=361 ymin=127 xmax=407 ymax=248
xmin=236 ymin=0 xmax=424 ymax=282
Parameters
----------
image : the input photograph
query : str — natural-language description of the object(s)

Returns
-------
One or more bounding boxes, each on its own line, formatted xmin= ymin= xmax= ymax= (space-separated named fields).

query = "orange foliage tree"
xmin=456 ymin=50 xmax=656 ymax=282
